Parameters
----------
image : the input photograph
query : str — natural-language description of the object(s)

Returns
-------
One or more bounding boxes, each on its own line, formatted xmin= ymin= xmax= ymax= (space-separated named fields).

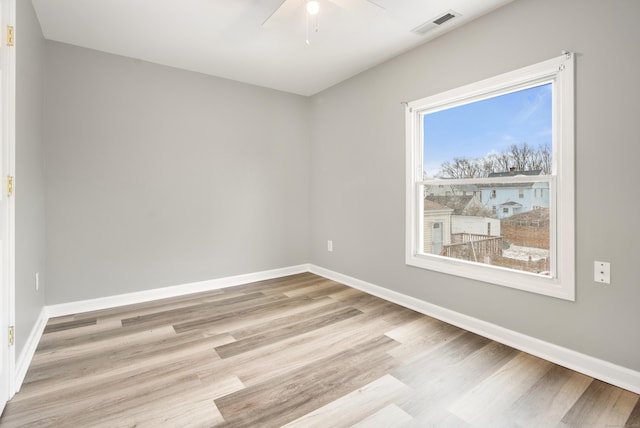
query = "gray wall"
xmin=309 ymin=0 xmax=640 ymax=372
xmin=15 ymin=0 xmax=46 ymax=357
xmin=26 ymin=0 xmax=640 ymax=375
xmin=43 ymin=42 xmax=310 ymax=304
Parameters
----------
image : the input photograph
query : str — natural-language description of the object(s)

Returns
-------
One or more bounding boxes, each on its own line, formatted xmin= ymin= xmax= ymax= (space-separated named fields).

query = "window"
xmin=406 ymin=53 xmax=575 ymax=300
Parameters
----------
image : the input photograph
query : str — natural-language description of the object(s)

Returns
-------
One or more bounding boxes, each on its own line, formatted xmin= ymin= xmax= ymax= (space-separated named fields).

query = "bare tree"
xmin=439 ymin=157 xmax=482 ymax=178
xmin=480 ymin=157 xmax=496 ymax=178
xmin=509 ymin=142 xmax=535 ymax=171
xmin=437 ymin=142 xmax=552 ymax=178
xmin=533 ymin=143 xmax=552 ymax=174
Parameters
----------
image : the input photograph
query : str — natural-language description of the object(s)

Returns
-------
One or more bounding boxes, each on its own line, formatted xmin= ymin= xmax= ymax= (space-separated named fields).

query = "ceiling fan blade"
xmin=262 ymin=0 xmax=305 ymax=28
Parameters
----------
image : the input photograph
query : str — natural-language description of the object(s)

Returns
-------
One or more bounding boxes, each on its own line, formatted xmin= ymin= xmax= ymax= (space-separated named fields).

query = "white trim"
xmin=405 ymin=53 xmax=575 ymax=301
xmin=11 ymin=264 xmax=310 ymax=393
xmin=47 ymin=264 xmax=310 ymax=318
xmin=12 ymin=264 xmax=640 ymax=397
xmin=13 ymin=307 xmax=47 ymax=392
xmin=1 ymin=0 xmax=17 ymax=406
xmin=309 ymin=264 xmax=640 ymax=395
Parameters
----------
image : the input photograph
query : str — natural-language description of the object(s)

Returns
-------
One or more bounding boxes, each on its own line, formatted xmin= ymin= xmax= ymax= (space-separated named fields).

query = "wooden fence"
xmin=441 ymin=233 xmax=503 ymax=262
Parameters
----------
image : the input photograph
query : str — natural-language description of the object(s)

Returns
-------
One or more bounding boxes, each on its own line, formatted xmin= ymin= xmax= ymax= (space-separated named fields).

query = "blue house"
xmin=479 ymin=170 xmax=549 ymax=219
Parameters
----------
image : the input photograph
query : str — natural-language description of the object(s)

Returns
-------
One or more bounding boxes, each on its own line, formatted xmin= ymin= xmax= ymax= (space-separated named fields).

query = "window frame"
xmin=405 ymin=53 xmax=575 ymax=301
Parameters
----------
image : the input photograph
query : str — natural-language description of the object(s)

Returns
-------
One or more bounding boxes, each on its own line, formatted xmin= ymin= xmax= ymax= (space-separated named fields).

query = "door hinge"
xmin=6 ymin=25 xmax=14 ymax=47
xmin=7 ymin=175 xmax=13 ymax=197
xmin=8 ymin=326 xmax=14 ymax=346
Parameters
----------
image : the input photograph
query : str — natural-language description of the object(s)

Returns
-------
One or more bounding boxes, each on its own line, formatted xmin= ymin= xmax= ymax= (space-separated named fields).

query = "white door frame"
xmin=0 ymin=0 xmax=16 ymax=415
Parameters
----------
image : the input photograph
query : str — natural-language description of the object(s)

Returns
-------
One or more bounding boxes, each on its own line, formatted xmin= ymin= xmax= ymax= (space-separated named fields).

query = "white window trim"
xmin=405 ymin=53 xmax=575 ymax=301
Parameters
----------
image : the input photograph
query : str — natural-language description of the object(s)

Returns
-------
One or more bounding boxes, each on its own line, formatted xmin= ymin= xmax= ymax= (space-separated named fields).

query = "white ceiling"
xmin=31 ymin=0 xmax=514 ymax=96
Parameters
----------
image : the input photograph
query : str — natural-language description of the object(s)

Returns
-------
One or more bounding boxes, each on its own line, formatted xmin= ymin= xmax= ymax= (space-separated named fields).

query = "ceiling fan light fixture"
xmin=307 ymin=0 xmax=320 ymax=16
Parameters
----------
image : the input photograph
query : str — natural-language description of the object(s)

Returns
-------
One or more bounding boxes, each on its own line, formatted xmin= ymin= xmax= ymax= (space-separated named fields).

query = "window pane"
xmin=407 ymin=54 xmax=574 ymax=299
xmin=423 ymin=83 xmax=552 ymax=180
xmin=423 ymin=181 xmax=551 ymax=276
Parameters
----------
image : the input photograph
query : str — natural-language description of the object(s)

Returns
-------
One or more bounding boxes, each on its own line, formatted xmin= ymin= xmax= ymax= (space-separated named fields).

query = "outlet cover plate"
xmin=594 ymin=261 xmax=610 ymax=284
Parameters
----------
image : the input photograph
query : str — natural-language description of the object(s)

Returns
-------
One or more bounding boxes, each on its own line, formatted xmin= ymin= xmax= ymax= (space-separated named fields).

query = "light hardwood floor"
xmin=1 ymin=273 xmax=638 ymax=427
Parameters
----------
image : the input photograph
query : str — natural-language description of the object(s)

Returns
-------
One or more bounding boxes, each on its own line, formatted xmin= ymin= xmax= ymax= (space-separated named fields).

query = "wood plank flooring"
xmin=1 ymin=272 xmax=638 ymax=427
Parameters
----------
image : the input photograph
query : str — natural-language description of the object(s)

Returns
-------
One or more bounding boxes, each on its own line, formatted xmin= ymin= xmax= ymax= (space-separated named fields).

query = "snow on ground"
xmin=503 ymin=244 xmax=549 ymax=261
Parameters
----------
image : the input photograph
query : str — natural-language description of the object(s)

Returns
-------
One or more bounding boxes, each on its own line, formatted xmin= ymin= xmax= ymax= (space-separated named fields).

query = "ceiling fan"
xmin=262 ymin=0 xmax=384 ymax=28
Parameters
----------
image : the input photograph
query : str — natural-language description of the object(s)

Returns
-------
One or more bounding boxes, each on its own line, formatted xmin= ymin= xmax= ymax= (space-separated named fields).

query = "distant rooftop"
xmin=426 ymin=195 xmax=475 ymax=215
xmin=488 ymin=169 xmax=543 ymax=177
xmin=423 ymin=199 xmax=454 ymax=212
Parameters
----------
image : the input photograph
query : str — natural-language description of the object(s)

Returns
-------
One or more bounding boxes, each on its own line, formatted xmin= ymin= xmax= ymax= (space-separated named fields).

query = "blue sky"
xmin=423 ymin=83 xmax=552 ymax=178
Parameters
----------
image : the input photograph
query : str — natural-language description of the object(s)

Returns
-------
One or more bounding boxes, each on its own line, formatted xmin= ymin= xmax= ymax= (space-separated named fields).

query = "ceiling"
xmin=31 ymin=0 xmax=514 ymax=96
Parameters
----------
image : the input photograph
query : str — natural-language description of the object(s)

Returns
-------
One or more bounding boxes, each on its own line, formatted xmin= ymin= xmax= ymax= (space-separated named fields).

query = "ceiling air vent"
xmin=412 ymin=10 xmax=461 ymax=36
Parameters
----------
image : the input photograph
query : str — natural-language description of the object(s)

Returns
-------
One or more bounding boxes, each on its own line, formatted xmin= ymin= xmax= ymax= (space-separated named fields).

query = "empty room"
xmin=1 ymin=0 xmax=639 ymax=426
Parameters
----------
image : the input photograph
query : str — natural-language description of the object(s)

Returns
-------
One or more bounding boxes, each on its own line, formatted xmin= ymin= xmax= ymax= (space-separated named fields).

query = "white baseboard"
xmin=12 ymin=264 xmax=308 ymax=394
xmin=309 ymin=264 xmax=640 ymax=395
xmin=46 ymin=264 xmax=310 ymax=318
xmin=14 ymin=307 xmax=48 ymax=393
xmin=14 ymin=263 xmax=640 ymax=398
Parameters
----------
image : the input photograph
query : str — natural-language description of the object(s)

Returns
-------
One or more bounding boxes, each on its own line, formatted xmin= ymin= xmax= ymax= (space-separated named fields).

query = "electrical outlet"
xmin=35 ymin=272 xmax=40 ymax=291
xmin=594 ymin=261 xmax=610 ymax=284
xmin=327 ymin=240 xmax=333 ymax=252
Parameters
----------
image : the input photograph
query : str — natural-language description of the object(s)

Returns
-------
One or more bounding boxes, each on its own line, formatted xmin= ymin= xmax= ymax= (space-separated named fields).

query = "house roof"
xmin=488 ymin=169 xmax=543 ymax=177
xmin=423 ymin=199 xmax=454 ymax=213
xmin=426 ymin=195 xmax=475 ymax=215
xmin=425 ymin=183 xmax=479 ymax=192
xmin=479 ymin=169 xmax=543 ymax=189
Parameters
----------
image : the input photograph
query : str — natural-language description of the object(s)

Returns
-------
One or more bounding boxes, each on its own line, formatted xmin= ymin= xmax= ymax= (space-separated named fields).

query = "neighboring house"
xmin=426 ymin=194 xmax=487 ymax=217
xmin=497 ymin=201 xmax=523 ymax=218
xmin=423 ymin=199 xmax=453 ymax=255
xmin=425 ymin=183 xmax=481 ymax=198
xmin=479 ymin=169 xmax=549 ymax=219
xmin=424 ymin=195 xmax=503 ymax=261
xmin=452 ymin=215 xmax=501 ymax=237
xmin=426 ymin=194 xmax=499 ymax=236
xmin=423 ymin=195 xmax=502 ymax=256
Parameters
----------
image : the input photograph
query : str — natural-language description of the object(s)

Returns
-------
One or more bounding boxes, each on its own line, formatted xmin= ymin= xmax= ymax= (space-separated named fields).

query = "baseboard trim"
xmin=13 ymin=264 xmax=309 ymax=394
xmin=309 ymin=264 xmax=640 ymax=395
xmin=14 ymin=307 xmax=48 ymax=393
xmin=46 ymin=264 xmax=310 ymax=318
xmin=11 ymin=265 xmax=310 ymax=395
xmin=16 ymin=263 xmax=640 ymax=397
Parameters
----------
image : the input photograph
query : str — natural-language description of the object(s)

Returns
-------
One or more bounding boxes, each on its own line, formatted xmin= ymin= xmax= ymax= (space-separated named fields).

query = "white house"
xmin=423 ymin=199 xmax=453 ymax=255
